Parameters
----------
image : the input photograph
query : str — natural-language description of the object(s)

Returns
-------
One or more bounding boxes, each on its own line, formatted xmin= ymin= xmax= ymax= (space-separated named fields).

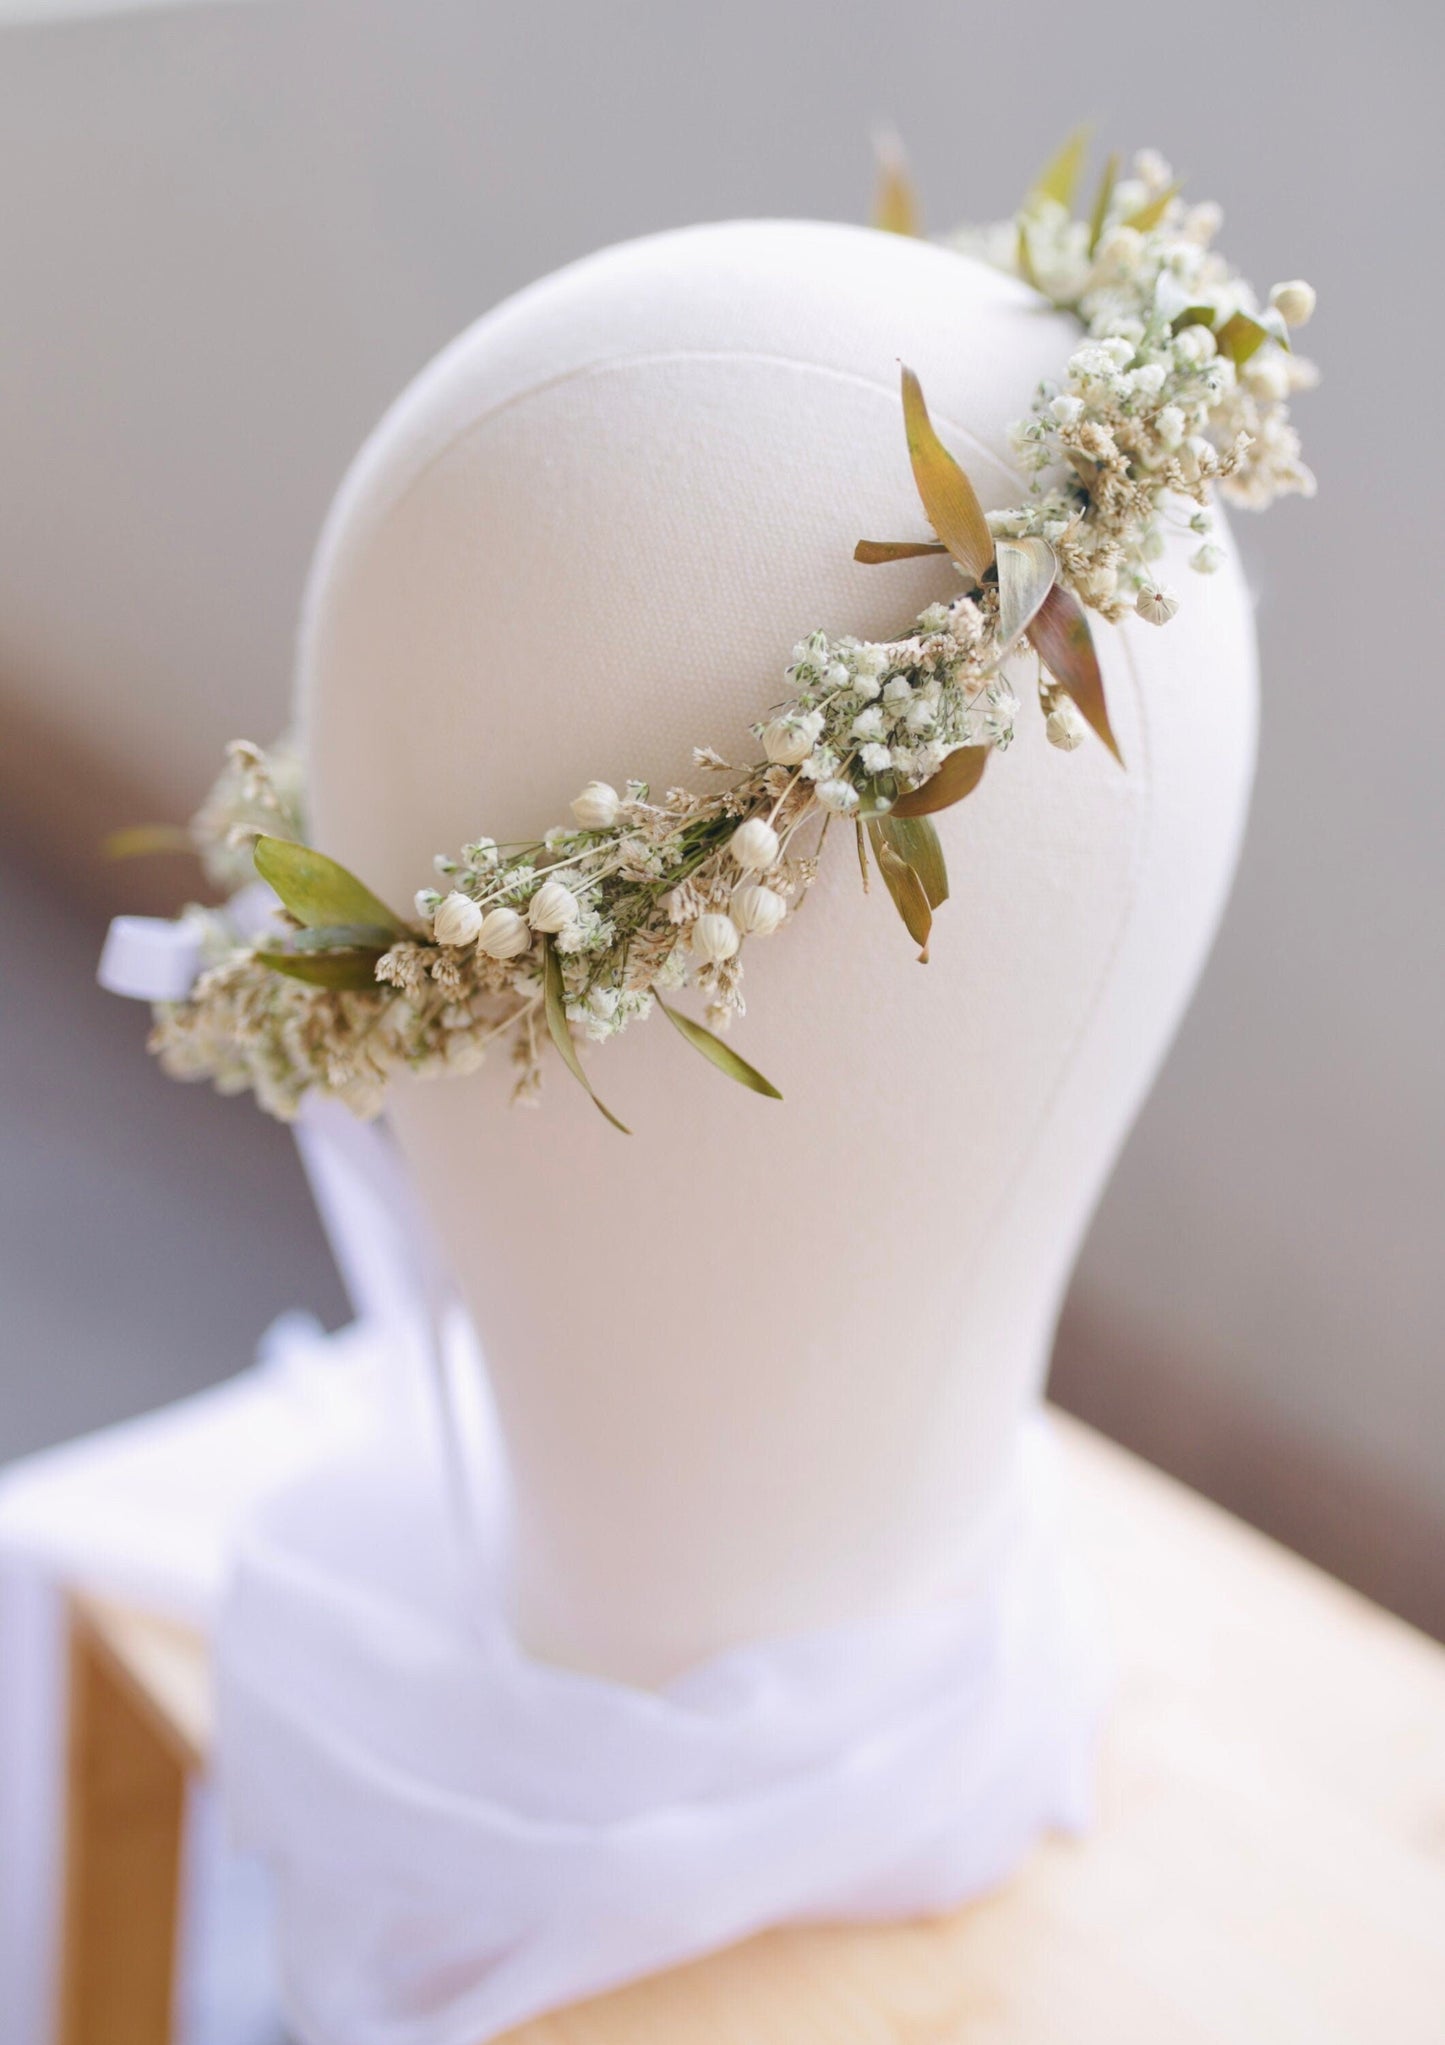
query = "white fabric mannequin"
xmin=299 ymin=219 xmax=1256 ymax=1686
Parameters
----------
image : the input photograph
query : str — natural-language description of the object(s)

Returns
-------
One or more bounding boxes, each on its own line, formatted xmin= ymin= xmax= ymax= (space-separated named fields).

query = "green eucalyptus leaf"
xmin=1124 ymin=181 xmax=1181 ymax=232
xmin=542 ymin=940 xmax=630 ymax=1134
xmin=1086 ymin=149 xmax=1120 ymax=255
xmin=996 ymin=536 xmax=1058 ymax=650
xmin=253 ymin=835 xmax=405 ymax=935
xmin=876 ymin=815 xmax=949 ymax=907
xmin=889 ymin=746 xmax=988 ymax=818
xmin=1033 ymin=126 xmax=1089 ymax=211
xmin=899 ymin=366 xmax=994 ymax=584
xmin=853 ymin=538 xmax=949 ymax=565
xmin=658 ymin=998 xmax=782 ymax=1100
xmin=1216 ymin=307 xmax=1290 ymax=365
xmin=1028 ymin=583 xmax=1123 ymax=766
xmin=869 ymin=822 xmax=935 ymax=962
xmin=256 ymin=948 xmax=385 ymax=992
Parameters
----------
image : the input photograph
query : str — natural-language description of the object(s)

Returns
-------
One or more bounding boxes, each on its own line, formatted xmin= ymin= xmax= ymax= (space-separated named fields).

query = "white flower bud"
xmin=1050 ymin=393 xmax=1084 ymax=426
xmin=690 ymin=913 xmax=740 ymax=964
xmin=761 ymin=719 xmax=814 ymax=766
xmin=1190 ymin=543 xmax=1224 ymax=575
xmin=1136 ymin=584 xmax=1180 ymax=627
xmin=1174 ymin=323 xmax=1216 ymax=365
xmin=432 ymin=891 xmax=483 ymax=947
xmin=729 ymin=818 xmax=780 ymax=871
xmin=570 ymin=780 xmax=620 ymax=830
xmin=1044 ymin=696 xmax=1089 ymax=752
xmin=817 ymin=778 xmax=860 ymax=814
xmin=731 ymin=883 xmax=786 ymax=937
xmin=1269 ymin=279 xmax=1316 ymax=328
xmin=476 ymin=907 xmax=531 ymax=959
xmin=414 ymin=888 xmax=441 ymax=920
xmin=1244 ymin=352 xmax=1290 ymax=403
xmin=527 ymin=880 xmax=580 ymax=932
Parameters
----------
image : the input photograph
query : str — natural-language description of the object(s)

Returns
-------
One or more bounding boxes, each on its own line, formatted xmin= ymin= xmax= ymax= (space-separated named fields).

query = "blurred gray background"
xmin=1 ymin=0 xmax=1440 ymax=1631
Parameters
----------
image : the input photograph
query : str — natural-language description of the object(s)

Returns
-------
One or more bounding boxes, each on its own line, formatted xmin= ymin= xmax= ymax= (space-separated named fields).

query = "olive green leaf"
xmin=256 ymin=948 xmax=385 ymax=992
xmin=1029 ymin=583 xmax=1123 ymax=766
xmin=869 ymin=819 xmax=940 ymax=962
xmin=1216 ymin=307 xmax=1290 ymax=365
xmin=889 ymin=745 xmax=989 ymax=818
xmin=996 ymin=536 xmax=1058 ymax=650
xmin=1124 ymin=181 xmax=1181 ymax=232
xmin=1033 ymin=126 xmax=1090 ymax=212
xmin=543 ymin=939 xmax=630 ymax=1134
xmin=101 ymin=824 xmax=196 ymax=861
xmin=1170 ymin=304 xmax=1217 ymax=335
xmin=871 ymin=136 xmax=921 ymax=237
xmin=253 ymin=835 xmax=405 ymax=935
xmin=853 ymin=538 xmax=948 ymax=565
xmin=1086 ymin=149 xmax=1120 ymax=255
xmin=657 ymin=998 xmax=782 ymax=1100
xmin=899 ymin=367 xmax=994 ymax=584
xmin=876 ymin=815 xmax=949 ymax=905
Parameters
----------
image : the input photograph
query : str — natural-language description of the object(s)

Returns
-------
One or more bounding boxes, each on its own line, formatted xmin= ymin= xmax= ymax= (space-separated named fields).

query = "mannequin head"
xmin=300 ymin=221 xmax=1256 ymax=1684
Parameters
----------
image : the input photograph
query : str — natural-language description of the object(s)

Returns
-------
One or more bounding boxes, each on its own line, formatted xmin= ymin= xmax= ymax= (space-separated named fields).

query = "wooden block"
xmin=57 ymin=1604 xmax=191 ymax=2045
xmin=57 ymin=1416 xmax=1445 ymax=2045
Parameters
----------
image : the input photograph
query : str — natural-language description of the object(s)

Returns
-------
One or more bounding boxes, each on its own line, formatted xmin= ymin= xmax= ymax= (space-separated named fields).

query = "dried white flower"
xmin=731 ymin=883 xmax=786 ymax=936
xmin=571 ymin=780 xmax=620 ymax=830
xmin=691 ymin=913 xmax=740 ymax=963
xmin=1190 ymin=543 xmax=1224 ymax=575
xmin=1044 ymin=695 xmax=1089 ymax=751
xmin=1136 ymin=584 xmax=1180 ymax=626
xmin=477 ymin=907 xmax=530 ymax=959
xmin=762 ymin=719 xmax=814 ymax=766
xmin=414 ymin=889 xmax=441 ymax=920
xmin=527 ymin=881 xmax=580 ymax=932
xmin=432 ymin=891 xmax=484 ymax=946
xmin=1269 ymin=279 xmax=1316 ymax=328
xmin=816 ymin=778 xmax=860 ymax=813
xmin=730 ymin=817 xmax=780 ymax=870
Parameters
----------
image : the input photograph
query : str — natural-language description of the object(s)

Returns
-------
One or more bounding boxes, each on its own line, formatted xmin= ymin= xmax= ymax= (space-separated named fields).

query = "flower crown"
xmin=119 ymin=139 xmax=1316 ymax=1133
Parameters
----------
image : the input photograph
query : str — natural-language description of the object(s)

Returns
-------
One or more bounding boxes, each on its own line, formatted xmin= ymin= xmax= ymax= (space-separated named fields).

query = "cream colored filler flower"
xmin=122 ymin=139 xmax=1316 ymax=1134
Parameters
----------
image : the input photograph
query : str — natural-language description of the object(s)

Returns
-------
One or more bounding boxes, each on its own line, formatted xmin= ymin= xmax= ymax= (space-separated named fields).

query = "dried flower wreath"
xmin=120 ymin=139 xmax=1316 ymax=1132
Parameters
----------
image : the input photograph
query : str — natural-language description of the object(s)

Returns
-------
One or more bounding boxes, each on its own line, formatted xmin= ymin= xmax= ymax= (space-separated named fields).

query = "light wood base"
xmin=55 ymin=1415 xmax=1445 ymax=2044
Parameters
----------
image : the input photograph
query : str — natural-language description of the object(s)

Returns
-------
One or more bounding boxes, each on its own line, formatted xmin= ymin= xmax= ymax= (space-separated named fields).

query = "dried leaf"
xmin=658 ymin=998 xmax=782 ymax=1100
xmin=1029 ymin=583 xmax=1123 ymax=766
xmin=101 ymin=824 xmax=197 ymax=861
xmin=256 ymin=948 xmax=384 ymax=992
xmin=996 ymin=536 xmax=1057 ymax=650
xmin=543 ymin=940 xmax=630 ymax=1134
xmin=1033 ymin=127 xmax=1090 ymax=211
xmin=853 ymin=538 xmax=948 ymax=565
xmin=899 ymin=366 xmax=994 ymax=584
xmin=871 ymin=135 xmax=921 ymax=237
xmin=876 ymin=815 xmax=949 ymax=906
xmin=869 ymin=822 xmax=935 ymax=962
xmin=1216 ymin=307 xmax=1290 ymax=365
xmin=1124 ymin=181 xmax=1181 ymax=232
xmin=253 ymin=835 xmax=405 ymax=935
xmin=1086 ymin=149 xmax=1120 ymax=255
xmin=889 ymin=746 xmax=988 ymax=818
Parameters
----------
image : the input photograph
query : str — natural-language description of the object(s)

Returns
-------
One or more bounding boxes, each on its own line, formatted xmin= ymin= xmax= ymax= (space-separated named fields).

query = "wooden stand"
xmin=55 ymin=1415 xmax=1445 ymax=2044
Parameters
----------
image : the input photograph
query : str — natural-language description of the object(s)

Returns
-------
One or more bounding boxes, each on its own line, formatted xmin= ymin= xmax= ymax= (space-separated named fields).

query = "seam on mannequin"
xmin=966 ymin=627 xmax=1155 ymax=1269
xmin=345 ymin=349 xmax=1025 ymax=545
